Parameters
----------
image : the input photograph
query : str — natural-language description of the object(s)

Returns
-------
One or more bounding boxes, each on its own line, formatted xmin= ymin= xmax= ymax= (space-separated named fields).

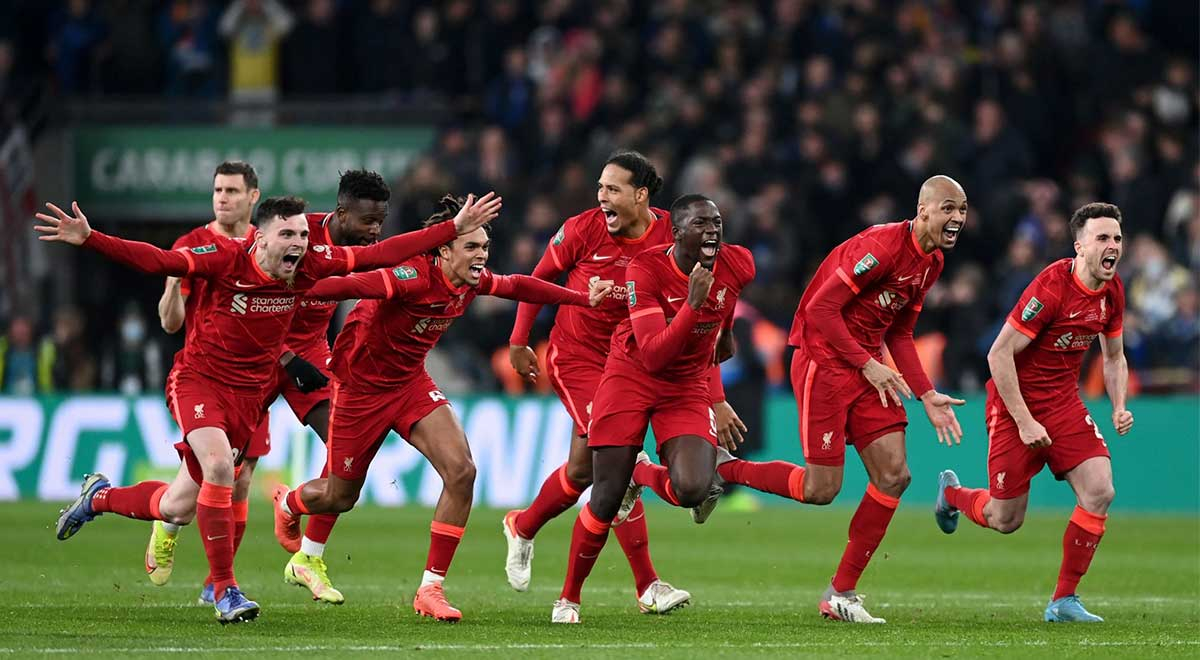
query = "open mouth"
xmin=468 ymin=264 xmax=485 ymax=277
xmin=1101 ymin=254 xmax=1118 ymax=270
xmin=602 ymin=208 xmax=618 ymax=226
xmin=943 ymin=222 xmax=962 ymax=242
xmin=700 ymin=239 xmax=720 ymax=258
xmin=281 ymin=252 xmax=301 ymax=269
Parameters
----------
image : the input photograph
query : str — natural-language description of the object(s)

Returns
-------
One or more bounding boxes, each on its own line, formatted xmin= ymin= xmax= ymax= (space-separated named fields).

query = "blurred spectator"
xmin=281 ymin=0 xmax=338 ymax=96
xmin=0 ymin=315 xmax=43 ymax=395
xmin=158 ymin=0 xmax=221 ymax=98
xmin=47 ymin=0 xmax=108 ymax=95
xmin=47 ymin=306 xmax=96 ymax=392
xmin=1123 ymin=235 xmax=1193 ymax=368
xmin=485 ymin=46 xmax=536 ymax=133
xmin=99 ymin=0 xmax=162 ymax=94
xmin=352 ymin=0 xmax=411 ymax=94
xmin=100 ymin=304 xmax=164 ymax=395
xmin=219 ymin=0 xmax=293 ymax=120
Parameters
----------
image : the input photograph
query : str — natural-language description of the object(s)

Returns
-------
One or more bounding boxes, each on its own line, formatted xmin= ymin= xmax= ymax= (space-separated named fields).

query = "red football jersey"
xmin=326 ymin=254 xmax=589 ymax=390
xmin=171 ymin=221 xmax=257 ymax=347
xmin=789 ymin=221 xmax=944 ymax=366
xmin=511 ymin=207 xmax=672 ymax=355
xmin=173 ymin=236 xmax=358 ymax=392
xmin=990 ymin=258 xmax=1125 ymax=411
xmin=614 ymin=243 xmax=756 ymax=380
xmin=283 ymin=212 xmax=340 ymax=364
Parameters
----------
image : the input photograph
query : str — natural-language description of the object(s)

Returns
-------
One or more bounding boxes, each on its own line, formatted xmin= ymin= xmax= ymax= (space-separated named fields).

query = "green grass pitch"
xmin=4 ymin=501 xmax=1197 ymax=658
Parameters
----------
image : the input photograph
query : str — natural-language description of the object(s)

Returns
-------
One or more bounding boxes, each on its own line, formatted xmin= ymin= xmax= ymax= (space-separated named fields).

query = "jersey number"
xmin=429 ymin=390 xmax=447 ymax=403
xmin=1084 ymin=414 xmax=1104 ymax=440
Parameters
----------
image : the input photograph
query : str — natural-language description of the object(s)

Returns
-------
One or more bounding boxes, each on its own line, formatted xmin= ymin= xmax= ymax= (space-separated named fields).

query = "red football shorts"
xmin=271 ymin=348 xmax=334 ymax=426
xmin=587 ymin=357 xmax=716 ymax=450
xmin=545 ymin=341 xmax=604 ymax=436
xmin=790 ymin=347 xmax=908 ymax=467
xmin=985 ymin=389 xmax=1110 ymax=499
xmin=326 ymin=372 xmax=450 ymax=481
xmin=167 ymin=368 xmax=267 ymax=484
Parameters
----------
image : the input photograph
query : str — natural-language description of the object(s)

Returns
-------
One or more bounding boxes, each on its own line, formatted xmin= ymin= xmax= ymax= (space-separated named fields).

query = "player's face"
xmin=673 ymin=200 xmax=723 ymax=269
xmin=213 ymin=174 xmax=259 ymax=227
xmin=258 ymin=214 xmax=310 ymax=280
xmin=597 ymin=164 xmax=646 ymax=234
xmin=439 ymin=226 xmax=490 ymax=287
xmin=336 ymin=198 xmax=387 ymax=246
xmin=1076 ymin=216 xmax=1123 ymax=282
xmin=918 ymin=192 xmax=968 ymax=249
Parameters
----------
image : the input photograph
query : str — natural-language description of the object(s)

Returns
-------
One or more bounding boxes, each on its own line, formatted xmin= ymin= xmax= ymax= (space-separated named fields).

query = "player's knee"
xmin=671 ymin=476 xmax=712 ymax=508
xmin=991 ymin=512 xmax=1025 ymax=534
xmin=874 ymin=468 xmax=911 ymax=496
xmin=330 ymin=489 xmax=359 ymax=514
xmin=564 ymin=461 xmax=592 ymax=489
xmin=1080 ymin=484 xmax=1115 ymax=513
xmin=443 ymin=456 xmax=477 ymax=495
xmin=199 ymin=458 xmax=235 ymax=485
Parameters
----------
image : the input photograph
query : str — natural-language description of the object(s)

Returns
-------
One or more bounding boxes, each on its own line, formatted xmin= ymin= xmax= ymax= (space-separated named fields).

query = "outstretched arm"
xmin=36 ymin=202 xmax=195 ymax=276
xmin=509 ymin=249 xmax=569 ymax=346
xmin=306 ymin=270 xmax=395 ymax=300
xmin=483 ymin=273 xmax=595 ymax=306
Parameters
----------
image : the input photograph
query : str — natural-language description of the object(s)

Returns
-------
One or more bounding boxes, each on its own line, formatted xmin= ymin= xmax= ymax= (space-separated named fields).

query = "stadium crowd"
xmin=0 ymin=0 xmax=1196 ymax=395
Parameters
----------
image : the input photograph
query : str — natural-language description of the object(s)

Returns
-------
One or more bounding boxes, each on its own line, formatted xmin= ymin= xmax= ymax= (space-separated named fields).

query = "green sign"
xmin=0 ymin=394 xmax=1195 ymax=512
xmin=73 ymin=126 xmax=435 ymax=219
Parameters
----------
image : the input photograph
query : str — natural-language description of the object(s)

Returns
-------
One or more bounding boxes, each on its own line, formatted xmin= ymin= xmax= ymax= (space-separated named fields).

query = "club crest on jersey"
xmin=553 ymin=226 xmax=566 ymax=245
xmin=714 ymin=287 xmax=727 ymax=310
xmin=626 ymin=281 xmax=637 ymax=307
xmin=312 ymin=244 xmax=331 ymax=259
xmin=392 ymin=265 xmax=418 ymax=281
xmin=190 ymin=244 xmax=216 ymax=254
xmin=1021 ymin=297 xmax=1044 ymax=322
xmin=853 ymin=253 xmax=879 ymax=276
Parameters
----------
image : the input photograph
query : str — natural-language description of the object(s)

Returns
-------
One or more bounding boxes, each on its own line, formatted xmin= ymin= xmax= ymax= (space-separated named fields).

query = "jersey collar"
xmin=432 ymin=255 xmax=472 ymax=294
xmin=907 ymin=221 xmax=937 ymax=257
xmin=612 ymin=207 xmax=664 ymax=245
xmin=1068 ymin=259 xmax=1108 ymax=296
xmin=666 ymin=245 xmax=718 ymax=282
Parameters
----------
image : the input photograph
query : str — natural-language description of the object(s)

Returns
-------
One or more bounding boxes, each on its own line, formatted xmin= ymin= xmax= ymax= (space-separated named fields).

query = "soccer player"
xmin=787 ymin=175 xmax=967 ymax=623
xmin=273 ymin=195 xmax=611 ymax=622
xmin=503 ymin=150 xmax=691 ymax=613
xmin=45 ymin=192 xmax=500 ymax=623
xmin=552 ymin=194 xmax=756 ymax=624
xmin=147 ymin=160 xmax=275 ymax=602
xmin=935 ymin=203 xmax=1131 ymax=623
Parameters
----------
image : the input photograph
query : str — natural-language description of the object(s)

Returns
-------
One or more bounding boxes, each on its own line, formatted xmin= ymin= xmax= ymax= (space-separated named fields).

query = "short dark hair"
xmin=422 ymin=194 xmax=490 ymax=252
xmin=214 ymin=161 xmax=259 ymax=190
xmin=669 ymin=193 xmax=714 ymax=229
xmin=1069 ymin=202 xmax=1122 ymax=238
xmin=255 ymin=196 xmax=307 ymax=228
xmin=338 ymin=169 xmax=390 ymax=205
xmin=605 ymin=150 xmax=664 ymax=198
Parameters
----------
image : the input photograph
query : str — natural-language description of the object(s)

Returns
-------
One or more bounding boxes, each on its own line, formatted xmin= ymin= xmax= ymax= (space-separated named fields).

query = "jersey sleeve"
xmin=1007 ymin=273 xmax=1060 ymax=339
xmin=318 ymin=221 xmax=458 ymax=277
xmin=546 ymin=217 xmax=588 ymax=273
xmin=306 ymin=265 xmax=427 ymax=301
xmin=509 ymin=246 xmax=570 ymax=345
xmin=804 ymin=272 xmax=875 ymax=368
xmin=1103 ymin=278 xmax=1125 ymax=337
xmin=85 ymin=230 xmax=234 ymax=277
xmin=832 ymin=234 xmax=895 ymax=296
xmin=626 ymin=259 xmax=699 ymax=372
xmin=481 ymin=271 xmax=590 ymax=306
xmin=170 ymin=234 xmax=197 ymax=296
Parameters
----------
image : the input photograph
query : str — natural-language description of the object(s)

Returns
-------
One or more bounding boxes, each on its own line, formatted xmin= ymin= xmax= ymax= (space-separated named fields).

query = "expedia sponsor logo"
xmin=413 ymin=317 xmax=455 ymax=335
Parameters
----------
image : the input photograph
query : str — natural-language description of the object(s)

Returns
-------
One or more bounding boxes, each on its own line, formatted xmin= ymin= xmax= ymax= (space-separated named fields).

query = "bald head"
xmin=918 ymin=175 xmax=965 ymax=205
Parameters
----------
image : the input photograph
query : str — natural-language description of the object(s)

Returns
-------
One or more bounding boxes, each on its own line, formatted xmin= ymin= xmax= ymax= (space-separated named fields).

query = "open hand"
xmin=861 ymin=358 xmax=912 ymax=408
xmin=922 ymin=391 xmax=966 ymax=445
xmin=453 ymin=192 xmax=503 ymax=235
xmin=35 ymin=201 xmax=92 ymax=245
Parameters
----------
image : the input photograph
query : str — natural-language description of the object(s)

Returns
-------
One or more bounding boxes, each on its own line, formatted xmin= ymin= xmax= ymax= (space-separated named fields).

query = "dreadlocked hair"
xmin=422 ymin=194 xmax=491 ymax=253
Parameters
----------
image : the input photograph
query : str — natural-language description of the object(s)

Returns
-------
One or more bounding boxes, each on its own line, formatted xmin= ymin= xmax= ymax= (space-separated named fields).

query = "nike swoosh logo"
xmin=1068 ymin=311 xmax=1081 ymax=318
xmin=234 ymin=281 xmax=255 ymax=288
xmin=897 ymin=275 xmax=914 ymax=282
xmin=592 ymin=254 xmax=614 ymax=261
xmin=428 ymin=303 xmax=447 ymax=309
xmin=667 ymin=296 xmax=685 ymax=303
xmin=206 ymin=535 xmax=228 ymax=541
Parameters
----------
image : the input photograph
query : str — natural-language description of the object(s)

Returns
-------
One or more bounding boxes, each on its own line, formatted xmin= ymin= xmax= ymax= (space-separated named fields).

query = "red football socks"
xmin=196 ymin=481 xmax=235 ymax=601
xmin=425 ymin=521 xmax=465 ymax=577
xmin=717 ymin=459 xmax=806 ymax=501
xmin=561 ymin=504 xmax=612 ymax=603
xmin=304 ymin=514 xmax=339 ymax=545
xmin=1054 ymin=506 xmax=1106 ymax=600
xmin=612 ymin=498 xmax=658 ymax=595
xmin=832 ymin=484 xmax=899 ymax=593
xmin=285 ymin=487 xmax=311 ymax=515
xmin=632 ymin=461 xmax=680 ymax=505
xmin=945 ymin=486 xmax=991 ymax=528
xmin=516 ymin=463 xmax=584 ymax=539
xmin=89 ymin=481 xmax=168 ymax=520
xmin=207 ymin=499 xmax=249 ymax=587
